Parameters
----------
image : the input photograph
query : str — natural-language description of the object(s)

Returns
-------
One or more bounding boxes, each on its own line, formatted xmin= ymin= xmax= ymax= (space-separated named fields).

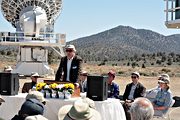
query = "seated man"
xmin=79 ymin=70 xmax=88 ymax=93
xmin=107 ymin=70 xmax=120 ymax=99
xmin=123 ymin=72 xmax=146 ymax=120
xmin=152 ymin=77 xmax=173 ymax=117
xmin=130 ymin=97 xmax=154 ymax=120
xmin=22 ymin=72 xmax=39 ymax=93
xmin=146 ymin=74 xmax=170 ymax=102
xmin=123 ymin=72 xmax=146 ymax=102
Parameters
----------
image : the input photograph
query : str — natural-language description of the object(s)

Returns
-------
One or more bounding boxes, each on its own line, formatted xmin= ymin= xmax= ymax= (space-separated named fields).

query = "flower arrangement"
xmin=61 ymin=83 xmax=75 ymax=94
xmin=35 ymin=82 xmax=75 ymax=99
xmin=36 ymin=82 xmax=47 ymax=91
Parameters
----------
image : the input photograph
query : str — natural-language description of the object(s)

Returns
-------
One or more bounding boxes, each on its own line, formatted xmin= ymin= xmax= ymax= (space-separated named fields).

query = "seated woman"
xmin=152 ymin=77 xmax=173 ymax=117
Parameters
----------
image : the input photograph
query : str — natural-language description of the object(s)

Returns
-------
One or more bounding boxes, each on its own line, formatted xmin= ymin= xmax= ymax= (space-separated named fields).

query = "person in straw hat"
xmin=152 ymin=77 xmax=173 ymax=117
xmin=22 ymin=72 xmax=40 ymax=93
xmin=55 ymin=44 xmax=82 ymax=84
xmin=58 ymin=98 xmax=101 ymax=120
xmin=145 ymin=73 xmax=170 ymax=102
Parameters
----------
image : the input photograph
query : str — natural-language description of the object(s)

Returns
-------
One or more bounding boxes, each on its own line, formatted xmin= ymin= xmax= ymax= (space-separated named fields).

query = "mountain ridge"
xmin=68 ymin=25 xmax=180 ymax=61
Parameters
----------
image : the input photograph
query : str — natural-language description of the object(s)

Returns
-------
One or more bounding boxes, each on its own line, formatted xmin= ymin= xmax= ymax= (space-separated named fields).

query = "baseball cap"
xmin=108 ymin=70 xmax=116 ymax=77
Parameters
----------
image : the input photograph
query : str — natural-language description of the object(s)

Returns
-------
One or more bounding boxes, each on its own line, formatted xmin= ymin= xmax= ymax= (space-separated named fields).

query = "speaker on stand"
xmin=0 ymin=73 xmax=19 ymax=95
xmin=87 ymin=75 xmax=108 ymax=101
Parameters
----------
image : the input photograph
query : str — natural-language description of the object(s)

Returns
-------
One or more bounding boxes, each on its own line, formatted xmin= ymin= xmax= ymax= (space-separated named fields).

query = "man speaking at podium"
xmin=55 ymin=45 xmax=82 ymax=84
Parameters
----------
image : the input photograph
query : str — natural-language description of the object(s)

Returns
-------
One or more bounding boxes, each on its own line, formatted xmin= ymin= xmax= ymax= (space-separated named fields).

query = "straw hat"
xmin=58 ymin=99 xmax=101 ymax=120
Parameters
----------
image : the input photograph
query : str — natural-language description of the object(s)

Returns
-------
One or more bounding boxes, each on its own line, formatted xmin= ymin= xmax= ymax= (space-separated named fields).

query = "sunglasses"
xmin=66 ymin=49 xmax=73 ymax=52
xmin=131 ymin=76 xmax=137 ymax=79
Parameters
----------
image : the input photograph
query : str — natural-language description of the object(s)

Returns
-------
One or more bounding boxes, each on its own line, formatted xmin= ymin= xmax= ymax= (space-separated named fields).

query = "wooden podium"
xmin=43 ymin=80 xmax=80 ymax=97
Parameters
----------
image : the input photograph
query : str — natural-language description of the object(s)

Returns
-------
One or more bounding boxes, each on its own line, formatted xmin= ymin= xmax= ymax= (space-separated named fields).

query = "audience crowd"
xmin=0 ymin=45 xmax=175 ymax=120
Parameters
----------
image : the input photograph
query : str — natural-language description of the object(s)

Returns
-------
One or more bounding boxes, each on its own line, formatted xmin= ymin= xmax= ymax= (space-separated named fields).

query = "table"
xmin=0 ymin=94 xmax=126 ymax=120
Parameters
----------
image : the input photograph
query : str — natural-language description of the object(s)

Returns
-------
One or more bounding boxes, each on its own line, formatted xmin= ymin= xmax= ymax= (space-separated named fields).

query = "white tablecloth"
xmin=0 ymin=94 xmax=126 ymax=120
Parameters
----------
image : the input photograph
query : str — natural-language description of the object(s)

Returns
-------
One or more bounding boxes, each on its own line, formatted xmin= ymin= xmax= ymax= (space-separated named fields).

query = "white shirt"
xmin=66 ymin=58 xmax=73 ymax=81
xmin=128 ymin=83 xmax=137 ymax=100
xmin=81 ymin=79 xmax=87 ymax=92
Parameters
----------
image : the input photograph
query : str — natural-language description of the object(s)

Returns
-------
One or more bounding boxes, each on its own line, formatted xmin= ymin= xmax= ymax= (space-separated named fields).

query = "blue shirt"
xmin=153 ymin=88 xmax=173 ymax=114
xmin=108 ymin=82 xmax=120 ymax=99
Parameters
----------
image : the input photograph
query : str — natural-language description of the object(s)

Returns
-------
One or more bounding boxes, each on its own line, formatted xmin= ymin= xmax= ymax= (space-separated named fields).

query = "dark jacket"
xmin=22 ymin=82 xmax=36 ymax=93
xmin=123 ymin=82 xmax=146 ymax=101
xmin=55 ymin=55 xmax=82 ymax=83
xmin=22 ymin=82 xmax=32 ymax=93
xmin=11 ymin=115 xmax=26 ymax=120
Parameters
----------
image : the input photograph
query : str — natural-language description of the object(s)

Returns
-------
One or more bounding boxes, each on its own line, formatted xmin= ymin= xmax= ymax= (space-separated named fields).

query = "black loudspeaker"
xmin=175 ymin=0 xmax=180 ymax=19
xmin=87 ymin=75 xmax=108 ymax=101
xmin=0 ymin=73 xmax=19 ymax=95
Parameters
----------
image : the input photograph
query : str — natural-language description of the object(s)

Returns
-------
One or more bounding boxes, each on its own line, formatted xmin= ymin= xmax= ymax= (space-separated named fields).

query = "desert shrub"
xmin=118 ymin=71 xmax=124 ymax=75
xmin=139 ymin=72 xmax=150 ymax=76
xmin=142 ymin=63 xmax=146 ymax=68
xmin=161 ymin=68 xmax=171 ymax=73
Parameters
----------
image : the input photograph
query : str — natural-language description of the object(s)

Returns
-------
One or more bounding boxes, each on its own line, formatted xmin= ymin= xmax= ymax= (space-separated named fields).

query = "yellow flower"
xmin=36 ymin=82 xmax=46 ymax=91
xmin=68 ymin=83 xmax=74 ymax=90
xmin=49 ymin=83 xmax=58 ymax=90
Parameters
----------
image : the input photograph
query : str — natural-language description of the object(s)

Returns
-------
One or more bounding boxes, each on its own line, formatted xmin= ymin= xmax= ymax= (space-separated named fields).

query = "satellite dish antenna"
xmin=165 ymin=0 xmax=180 ymax=28
xmin=0 ymin=0 xmax=66 ymax=76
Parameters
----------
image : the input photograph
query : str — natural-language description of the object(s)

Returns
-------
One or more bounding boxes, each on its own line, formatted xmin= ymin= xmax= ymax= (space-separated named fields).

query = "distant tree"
xmin=142 ymin=53 xmax=146 ymax=57
xmin=156 ymin=60 xmax=161 ymax=65
xmin=6 ymin=51 xmax=12 ymax=56
xmin=0 ymin=50 xmax=5 ymax=55
xmin=161 ymin=55 xmax=167 ymax=62
xmin=132 ymin=62 xmax=137 ymax=68
xmin=142 ymin=63 xmax=146 ymax=68
xmin=169 ymin=52 xmax=175 ymax=57
xmin=167 ymin=58 xmax=173 ymax=65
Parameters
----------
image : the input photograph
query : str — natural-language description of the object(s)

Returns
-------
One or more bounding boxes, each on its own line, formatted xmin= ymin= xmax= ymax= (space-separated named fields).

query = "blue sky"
xmin=0 ymin=0 xmax=180 ymax=41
